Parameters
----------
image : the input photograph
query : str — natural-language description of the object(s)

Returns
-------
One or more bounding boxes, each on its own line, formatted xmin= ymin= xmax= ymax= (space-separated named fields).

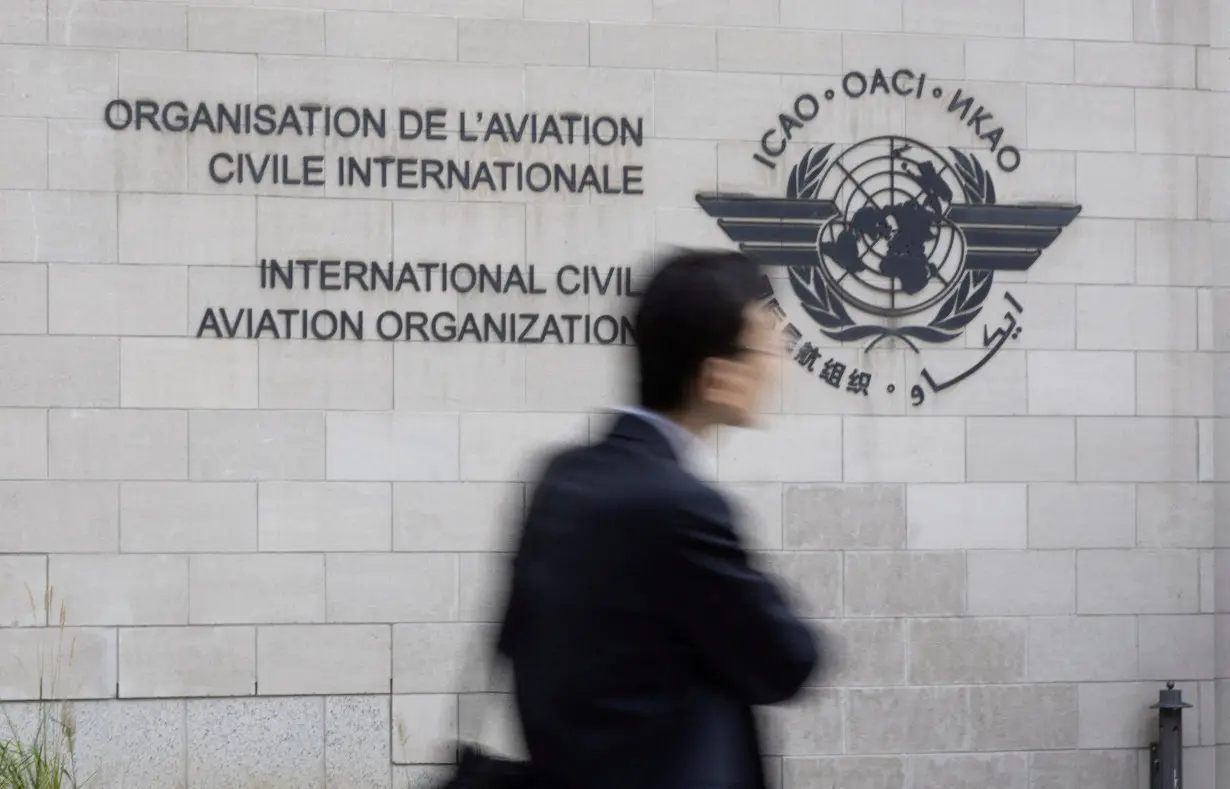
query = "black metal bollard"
xmin=1149 ymin=682 xmax=1191 ymax=789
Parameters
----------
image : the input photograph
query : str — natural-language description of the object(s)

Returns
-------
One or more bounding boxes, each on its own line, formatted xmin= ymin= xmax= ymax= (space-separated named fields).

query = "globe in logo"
xmin=812 ymin=137 xmax=969 ymax=318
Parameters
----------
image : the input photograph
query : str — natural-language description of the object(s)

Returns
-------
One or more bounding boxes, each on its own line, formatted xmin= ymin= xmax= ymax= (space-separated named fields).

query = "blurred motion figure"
xmin=496 ymin=248 xmax=824 ymax=789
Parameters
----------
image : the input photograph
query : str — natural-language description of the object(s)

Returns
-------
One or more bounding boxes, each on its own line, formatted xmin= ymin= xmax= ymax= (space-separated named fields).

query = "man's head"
xmin=633 ymin=248 xmax=780 ymax=431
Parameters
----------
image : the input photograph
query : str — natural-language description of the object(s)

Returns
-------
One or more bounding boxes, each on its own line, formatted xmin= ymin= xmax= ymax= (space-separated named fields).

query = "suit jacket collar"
xmin=607 ymin=408 xmax=690 ymax=464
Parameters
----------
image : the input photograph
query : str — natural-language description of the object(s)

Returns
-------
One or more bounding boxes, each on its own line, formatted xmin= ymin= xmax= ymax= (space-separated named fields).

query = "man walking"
xmin=496 ymin=248 xmax=824 ymax=789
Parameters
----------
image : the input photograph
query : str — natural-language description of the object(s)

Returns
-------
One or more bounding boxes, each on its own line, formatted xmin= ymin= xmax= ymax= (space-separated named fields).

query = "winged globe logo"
xmin=697 ymin=135 xmax=1082 ymax=404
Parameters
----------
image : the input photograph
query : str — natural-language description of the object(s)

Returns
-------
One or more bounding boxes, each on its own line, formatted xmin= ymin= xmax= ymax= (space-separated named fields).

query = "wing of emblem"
xmin=695 ymin=193 xmax=838 ymax=268
xmin=947 ymin=204 xmax=1082 ymax=272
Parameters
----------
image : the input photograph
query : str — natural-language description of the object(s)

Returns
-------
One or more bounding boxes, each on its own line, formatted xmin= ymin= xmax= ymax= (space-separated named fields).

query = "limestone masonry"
xmin=0 ymin=0 xmax=1227 ymax=788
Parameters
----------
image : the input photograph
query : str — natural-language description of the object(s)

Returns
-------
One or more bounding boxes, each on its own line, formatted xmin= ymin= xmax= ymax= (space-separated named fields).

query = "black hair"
xmin=633 ymin=248 xmax=765 ymax=413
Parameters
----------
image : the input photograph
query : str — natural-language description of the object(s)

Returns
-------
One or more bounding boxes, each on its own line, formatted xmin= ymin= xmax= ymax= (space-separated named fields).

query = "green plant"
xmin=0 ymin=587 xmax=87 ymax=789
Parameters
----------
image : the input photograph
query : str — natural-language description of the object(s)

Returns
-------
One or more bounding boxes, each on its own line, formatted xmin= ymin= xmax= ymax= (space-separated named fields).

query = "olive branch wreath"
xmin=786 ymin=145 xmax=995 ymax=351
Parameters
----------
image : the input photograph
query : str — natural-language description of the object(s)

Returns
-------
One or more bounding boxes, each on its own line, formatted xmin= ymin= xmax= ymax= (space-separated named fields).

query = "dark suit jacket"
xmin=496 ymin=412 xmax=822 ymax=789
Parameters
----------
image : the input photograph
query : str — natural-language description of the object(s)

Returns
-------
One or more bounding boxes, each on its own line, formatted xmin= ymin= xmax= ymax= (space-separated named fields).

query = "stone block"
xmin=845 ymin=552 xmax=965 ymax=617
xmin=1078 ymin=549 xmax=1200 ymax=614
xmin=1083 ymin=287 xmax=1201 ymax=352
xmin=717 ymin=28 xmax=842 ymax=75
xmin=392 ymin=694 xmax=456 ymax=764
xmin=590 ymin=22 xmax=716 ymax=69
xmin=807 ymin=619 xmax=906 ymax=688
xmin=395 ymin=344 xmax=526 ymax=411
xmin=969 ymin=684 xmax=1078 ymax=750
xmin=718 ymin=416 xmax=843 ymax=482
xmin=0 ymin=627 xmax=116 ymax=700
xmin=0 ymin=337 xmax=118 ymax=408
xmin=968 ymin=551 xmax=1076 ymax=615
xmin=527 ymin=0 xmax=652 ymax=21
xmin=846 ymin=687 xmax=968 ymax=754
xmin=190 ymin=411 xmax=325 ymax=481
xmin=0 ymin=555 xmax=45 ymax=627
xmin=906 ymin=484 xmax=1027 ymax=549
xmin=327 ymin=413 xmax=460 ymax=482
xmin=459 ymin=553 xmax=508 ymax=623
xmin=782 ymin=756 xmax=905 ymax=789
xmin=0 ymin=119 xmax=47 ymax=189
xmin=907 ymin=618 xmax=1027 ymax=684
xmin=1075 ymin=42 xmax=1197 ymax=87
xmin=759 ymin=553 xmax=841 ymax=619
xmin=119 ymin=194 xmax=255 ymax=266
xmin=72 ymin=700 xmax=187 ymax=789
xmin=1136 ymin=221 xmax=1220 ymax=287
xmin=326 ymin=553 xmax=457 ymax=623
xmin=1036 ymin=218 xmax=1136 ymax=285
xmin=1029 ymin=750 xmax=1138 ymax=789
xmin=1137 ymin=353 xmax=1216 ymax=416
xmin=120 ymin=482 xmax=257 ymax=553
xmin=394 ymin=623 xmax=500 ymax=694
xmin=524 ymin=345 xmax=633 ymax=413
xmin=257 ymin=194 xmax=392 ymax=257
xmin=655 ymin=72 xmax=783 ymax=141
xmin=1138 ymin=614 xmax=1215 ymax=680
xmin=762 ymin=689 xmax=843 ymax=756
xmin=913 ymin=754 xmax=1028 ymax=789
xmin=1028 ymin=483 xmax=1136 ymax=548
xmin=459 ymin=413 xmax=589 ymax=482
xmin=1077 ymin=153 xmax=1198 ymax=220
xmin=0 ymin=482 xmax=119 ymax=553
xmin=189 ymin=7 xmax=324 ymax=55
xmin=119 ymin=626 xmax=254 ymax=698
xmin=118 ymin=50 xmax=256 ymax=103
xmin=784 ymin=484 xmax=905 ymax=550
xmin=49 ymin=0 xmax=185 ymax=49
xmin=842 ymin=418 xmax=965 ymax=483
xmin=51 ymin=116 xmax=185 ymax=189
xmin=49 ymin=264 xmax=187 ymax=337
xmin=259 ymin=482 xmax=392 ymax=552
xmin=903 ymin=0 xmax=1023 ymax=36
xmin=1026 ymin=352 xmax=1135 ymax=415
xmin=0 ymin=408 xmax=46 ymax=479
xmin=1138 ymin=483 xmax=1217 ymax=548
xmin=780 ymin=0 xmax=902 ymax=30
xmin=1027 ymin=616 xmax=1138 ymax=681
xmin=458 ymin=19 xmax=588 ymax=65
xmin=842 ymin=33 xmax=964 ymax=78
xmin=394 ymin=482 xmax=523 ymax=552
xmin=0 ymin=0 xmax=45 ymax=43
xmin=50 ymin=555 xmax=188 ymax=626
xmin=965 ymin=38 xmax=1074 ymax=83
xmin=966 ymin=418 xmax=1076 ymax=482
xmin=257 ymin=625 xmax=391 ymax=695
xmin=1028 ymin=86 xmax=1131 ymax=153
xmin=653 ymin=0 xmax=777 ymax=25
xmin=327 ymin=696 xmax=391 ymax=789
xmin=50 ymin=409 xmax=187 ymax=481
xmin=121 ymin=339 xmax=257 ymax=409
xmin=260 ymin=341 xmax=393 ymax=411
xmin=0 ymin=46 xmax=116 ymax=118
xmin=187 ymin=697 xmax=325 ymax=789
xmin=325 ymin=10 xmax=456 ymax=60
xmin=190 ymin=554 xmax=326 ymax=625
xmin=1077 ymin=418 xmax=1199 ymax=482
xmin=1133 ymin=0 xmax=1208 ymax=44
xmin=0 ymin=263 xmax=46 ymax=335
xmin=1025 ymin=0 xmax=1134 ymax=40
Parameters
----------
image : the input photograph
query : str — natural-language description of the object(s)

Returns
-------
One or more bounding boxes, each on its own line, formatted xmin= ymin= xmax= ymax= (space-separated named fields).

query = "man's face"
xmin=699 ymin=305 xmax=781 ymax=428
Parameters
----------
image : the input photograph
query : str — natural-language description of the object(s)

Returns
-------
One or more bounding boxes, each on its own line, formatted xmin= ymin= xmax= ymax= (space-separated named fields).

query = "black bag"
xmin=429 ymin=640 xmax=534 ymax=789
xmin=434 ymin=744 xmax=534 ymax=789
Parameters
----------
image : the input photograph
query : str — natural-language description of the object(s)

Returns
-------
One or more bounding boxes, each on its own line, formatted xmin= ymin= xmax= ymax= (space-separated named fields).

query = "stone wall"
xmin=0 ymin=0 xmax=1224 ymax=787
